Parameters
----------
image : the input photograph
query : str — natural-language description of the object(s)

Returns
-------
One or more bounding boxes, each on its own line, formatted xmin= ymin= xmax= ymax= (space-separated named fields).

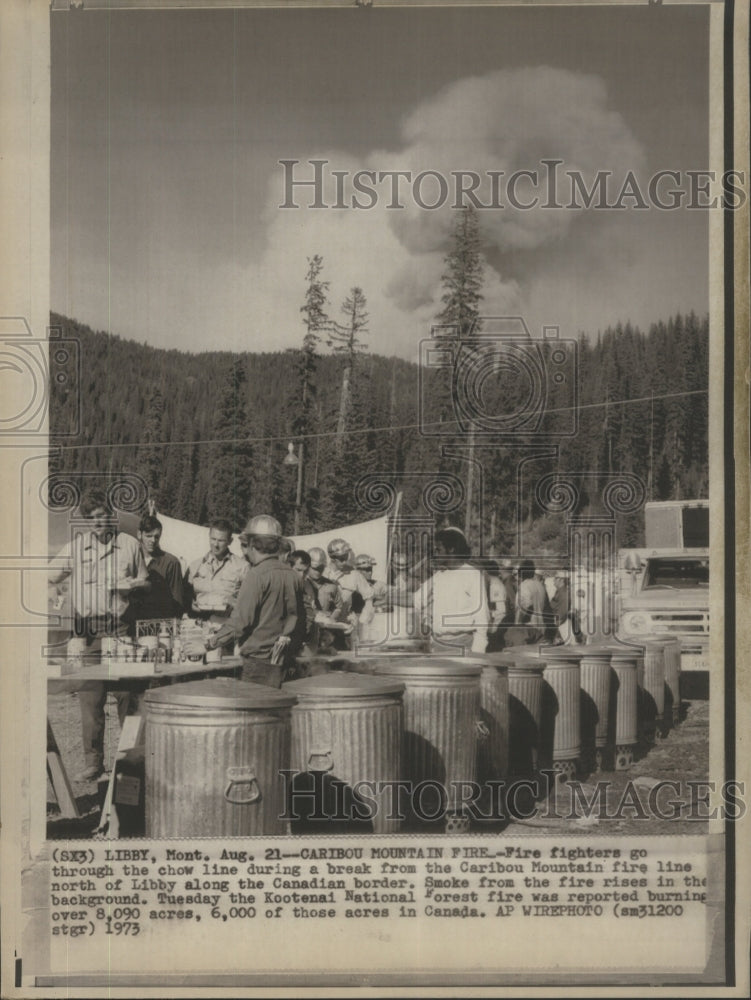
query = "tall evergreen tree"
xmin=436 ymin=206 xmax=484 ymax=337
xmin=206 ymin=358 xmax=254 ymax=530
xmin=435 ymin=207 xmax=485 ymax=538
xmin=138 ymin=385 xmax=165 ymax=511
xmin=289 ymin=255 xmax=329 ymax=532
xmin=327 ymin=286 xmax=369 ymax=453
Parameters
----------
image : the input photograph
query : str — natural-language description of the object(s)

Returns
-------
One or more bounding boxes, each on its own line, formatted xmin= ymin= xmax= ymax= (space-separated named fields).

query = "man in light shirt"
xmin=48 ymin=489 xmax=148 ymax=782
xmin=415 ymin=527 xmax=489 ymax=654
xmin=185 ymin=518 xmax=248 ymax=624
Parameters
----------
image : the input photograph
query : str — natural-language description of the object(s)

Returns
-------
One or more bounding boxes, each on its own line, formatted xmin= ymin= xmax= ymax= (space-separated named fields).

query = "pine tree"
xmin=206 ymin=358 xmax=254 ymax=530
xmin=436 ymin=206 xmax=484 ymax=337
xmin=297 ymin=255 xmax=328 ymax=430
xmin=288 ymin=255 xmax=330 ymax=532
xmin=435 ymin=206 xmax=485 ymax=538
xmin=138 ymin=385 xmax=165 ymax=511
xmin=327 ymin=286 xmax=369 ymax=453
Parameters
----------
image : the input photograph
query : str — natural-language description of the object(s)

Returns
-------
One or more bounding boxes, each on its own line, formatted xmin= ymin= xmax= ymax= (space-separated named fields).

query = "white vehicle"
xmin=617 ymin=500 xmax=709 ymax=672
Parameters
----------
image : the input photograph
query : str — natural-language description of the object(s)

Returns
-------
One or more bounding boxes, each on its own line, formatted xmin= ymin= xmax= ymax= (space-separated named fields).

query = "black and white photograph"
xmin=0 ymin=0 xmax=748 ymax=994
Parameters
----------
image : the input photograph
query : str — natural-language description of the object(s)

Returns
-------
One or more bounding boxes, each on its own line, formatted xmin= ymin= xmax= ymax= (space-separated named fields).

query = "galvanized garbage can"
xmin=661 ymin=637 xmax=682 ymax=725
xmin=372 ymin=657 xmax=482 ymax=833
xmin=282 ymin=673 xmax=404 ymax=834
xmin=477 ymin=658 xmax=510 ymax=791
xmin=499 ymin=650 xmax=545 ymax=779
xmin=630 ymin=635 xmax=680 ymax=730
xmin=631 ymin=638 xmax=666 ymax=743
xmin=604 ymin=647 xmax=640 ymax=769
xmin=540 ymin=647 xmax=582 ymax=781
xmin=144 ymin=678 xmax=295 ymax=838
xmin=577 ymin=645 xmax=613 ymax=771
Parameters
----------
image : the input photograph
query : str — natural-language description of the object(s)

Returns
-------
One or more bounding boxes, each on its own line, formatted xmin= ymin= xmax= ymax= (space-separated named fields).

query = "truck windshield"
xmin=643 ymin=559 xmax=709 ymax=588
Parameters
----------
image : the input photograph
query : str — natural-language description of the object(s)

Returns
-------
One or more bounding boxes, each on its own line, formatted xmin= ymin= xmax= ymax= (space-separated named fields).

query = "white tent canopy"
xmin=156 ymin=513 xmax=390 ymax=575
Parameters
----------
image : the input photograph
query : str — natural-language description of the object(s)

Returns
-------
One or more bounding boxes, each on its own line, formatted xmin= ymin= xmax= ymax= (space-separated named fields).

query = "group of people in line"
xmin=49 ymin=489 xmax=575 ymax=782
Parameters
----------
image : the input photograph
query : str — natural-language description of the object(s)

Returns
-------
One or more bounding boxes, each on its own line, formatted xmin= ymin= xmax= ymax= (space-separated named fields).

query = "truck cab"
xmin=617 ymin=500 xmax=710 ymax=672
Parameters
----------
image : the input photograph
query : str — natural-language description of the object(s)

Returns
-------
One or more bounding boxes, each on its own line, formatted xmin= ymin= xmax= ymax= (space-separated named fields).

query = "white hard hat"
xmin=327 ymin=538 xmax=350 ymax=558
xmin=308 ymin=547 xmax=327 ymax=567
xmin=241 ymin=514 xmax=282 ymax=538
xmin=355 ymin=554 xmax=376 ymax=569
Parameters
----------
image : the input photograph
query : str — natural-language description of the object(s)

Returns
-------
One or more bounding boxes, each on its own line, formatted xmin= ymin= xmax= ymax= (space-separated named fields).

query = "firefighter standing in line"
xmin=326 ymin=538 xmax=375 ymax=621
xmin=354 ymin=554 xmax=389 ymax=610
xmin=203 ymin=515 xmax=305 ymax=687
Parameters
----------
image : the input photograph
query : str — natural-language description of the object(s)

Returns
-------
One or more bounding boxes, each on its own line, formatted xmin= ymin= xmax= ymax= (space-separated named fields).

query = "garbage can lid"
xmin=144 ymin=677 xmax=296 ymax=710
xmin=597 ymin=644 xmax=642 ymax=661
xmin=540 ymin=645 xmax=584 ymax=662
xmin=497 ymin=649 xmax=547 ymax=670
xmin=372 ymin=656 xmax=483 ymax=678
xmin=627 ymin=634 xmax=679 ymax=646
xmin=283 ymin=673 xmax=405 ymax=699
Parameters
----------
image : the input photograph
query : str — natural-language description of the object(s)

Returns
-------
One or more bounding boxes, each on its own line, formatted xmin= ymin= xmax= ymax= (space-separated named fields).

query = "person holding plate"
xmin=48 ymin=489 xmax=148 ymax=782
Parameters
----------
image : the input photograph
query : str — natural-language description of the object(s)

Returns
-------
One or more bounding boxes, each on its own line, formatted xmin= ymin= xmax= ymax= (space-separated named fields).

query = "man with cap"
xmin=203 ymin=514 xmax=305 ymax=687
xmin=389 ymin=550 xmax=418 ymax=607
xmin=307 ymin=548 xmax=344 ymax=618
xmin=354 ymin=554 xmax=389 ymax=610
xmin=306 ymin=547 xmax=348 ymax=651
xmin=326 ymin=538 xmax=374 ymax=620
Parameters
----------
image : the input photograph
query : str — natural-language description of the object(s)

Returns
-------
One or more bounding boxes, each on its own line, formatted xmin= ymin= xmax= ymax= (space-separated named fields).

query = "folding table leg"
xmin=46 ymin=720 xmax=81 ymax=819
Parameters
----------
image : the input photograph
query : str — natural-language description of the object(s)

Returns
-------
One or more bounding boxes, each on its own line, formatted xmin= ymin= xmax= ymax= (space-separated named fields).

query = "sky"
xmin=50 ymin=5 xmax=711 ymax=361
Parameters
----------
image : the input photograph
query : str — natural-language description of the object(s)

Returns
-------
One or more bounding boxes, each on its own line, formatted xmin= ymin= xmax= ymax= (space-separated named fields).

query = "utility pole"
xmin=294 ymin=441 xmax=304 ymax=535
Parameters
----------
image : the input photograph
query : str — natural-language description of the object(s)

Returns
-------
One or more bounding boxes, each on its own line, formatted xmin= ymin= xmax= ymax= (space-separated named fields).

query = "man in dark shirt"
xmin=130 ymin=515 xmax=185 ymax=623
xmin=290 ymin=549 xmax=317 ymax=645
xmin=206 ymin=515 xmax=304 ymax=687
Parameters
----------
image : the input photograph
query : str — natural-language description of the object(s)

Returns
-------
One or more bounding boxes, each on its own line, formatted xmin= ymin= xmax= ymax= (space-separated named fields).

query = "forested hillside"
xmin=49 ymin=311 xmax=708 ymax=553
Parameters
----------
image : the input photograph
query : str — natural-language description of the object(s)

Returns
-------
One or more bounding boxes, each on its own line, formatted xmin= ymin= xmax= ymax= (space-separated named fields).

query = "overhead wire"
xmin=53 ymin=387 xmax=708 ymax=452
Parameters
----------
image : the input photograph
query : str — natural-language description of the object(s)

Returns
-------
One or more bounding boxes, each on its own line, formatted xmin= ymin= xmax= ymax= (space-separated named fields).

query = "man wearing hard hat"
xmin=354 ymin=554 xmax=389 ymax=610
xmin=326 ymin=538 xmax=375 ymax=621
xmin=204 ymin=514 xmax=305 ymax=687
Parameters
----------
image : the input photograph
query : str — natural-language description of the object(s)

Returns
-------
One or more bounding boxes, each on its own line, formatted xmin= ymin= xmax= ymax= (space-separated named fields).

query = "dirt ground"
xmin=46 ymin=686 xmax=709 ymax=840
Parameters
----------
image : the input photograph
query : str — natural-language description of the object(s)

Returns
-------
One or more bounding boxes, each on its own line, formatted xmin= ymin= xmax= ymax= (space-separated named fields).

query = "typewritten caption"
xmin=48 ymin=836 xmax=711 ymax=974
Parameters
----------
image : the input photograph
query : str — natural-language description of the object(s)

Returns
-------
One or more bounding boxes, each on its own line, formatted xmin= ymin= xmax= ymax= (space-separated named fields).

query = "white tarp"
xmin=48 ymin=511 xmax=390 ymax=630
xmin=155 ymin=513 xmax=390 ymax=575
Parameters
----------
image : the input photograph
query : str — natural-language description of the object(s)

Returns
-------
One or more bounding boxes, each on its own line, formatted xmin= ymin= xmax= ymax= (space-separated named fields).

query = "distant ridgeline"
xmin=48 ymin=312 xmax=709 ymax=551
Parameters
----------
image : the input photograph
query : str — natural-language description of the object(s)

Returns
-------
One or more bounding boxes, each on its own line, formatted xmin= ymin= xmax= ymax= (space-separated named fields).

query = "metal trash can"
xmin=631 ymin=638 xmax=666 ymax=742
xmin=577 ymin=645 xmax=613 ymax=771
xmin=144 ymin=678 xmax=295 ymax=838
xmin=499 ymin=650 xmax=545 ymax=778
xmin=477 ymin=658 xmax=510 ymax=791
xmin=372 ymin=657 xmax=482 ymax=833
xmin=661 ymin=637 xmax=682 ymax=725
xmin=604 ymin=647 xmax=640 ymax=769
xmin=282 ymin=672 xmax=404 ymax=834
xmin=540 ymin=647 xmax=582 ymax=781
xmin=630 ymin=635 xmax=681 ymax=730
